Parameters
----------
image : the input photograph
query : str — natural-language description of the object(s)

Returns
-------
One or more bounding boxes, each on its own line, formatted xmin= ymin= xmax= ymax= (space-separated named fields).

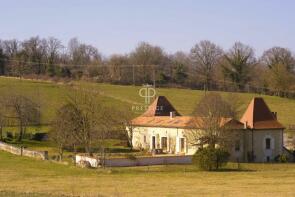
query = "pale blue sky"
xmin=0 ymin=0 xmax=294 ymax=56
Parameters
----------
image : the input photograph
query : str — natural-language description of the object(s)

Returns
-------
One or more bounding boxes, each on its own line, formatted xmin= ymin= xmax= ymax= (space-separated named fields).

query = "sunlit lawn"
xmin=0 ymin=151 xmax=295 ymax=197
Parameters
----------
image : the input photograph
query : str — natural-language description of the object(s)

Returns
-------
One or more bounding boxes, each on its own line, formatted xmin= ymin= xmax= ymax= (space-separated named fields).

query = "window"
xmin=161 ymin=137 xmax=167 ymax=151
xmin=265 ymin=138 xmax=271 ymax=149
xmin=235 ymin=140 xmax=240 ymax=151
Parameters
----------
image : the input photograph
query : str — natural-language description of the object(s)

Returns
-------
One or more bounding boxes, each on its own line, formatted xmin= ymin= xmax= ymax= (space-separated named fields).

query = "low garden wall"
xmin=76 ymin=154 xmax=193 ymax=168
xmin=76 ymin=155 xmax=99 ymax=168
xmin=0 ymin=141 xmax=48 ymax=160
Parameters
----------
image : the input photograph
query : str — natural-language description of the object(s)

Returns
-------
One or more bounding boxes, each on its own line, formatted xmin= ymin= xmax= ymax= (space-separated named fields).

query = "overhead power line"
xmin=1 ymin=57 xmax=295 ymax=95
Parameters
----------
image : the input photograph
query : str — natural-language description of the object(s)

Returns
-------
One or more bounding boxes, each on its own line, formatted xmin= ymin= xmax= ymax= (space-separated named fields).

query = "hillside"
xmin=1 ymin=77 xmax=294 ymax=129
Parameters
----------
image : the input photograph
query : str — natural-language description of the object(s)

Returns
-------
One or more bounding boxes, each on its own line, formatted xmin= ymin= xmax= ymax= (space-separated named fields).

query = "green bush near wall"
xmin=193 ymin=147 xmax=230 ymax=171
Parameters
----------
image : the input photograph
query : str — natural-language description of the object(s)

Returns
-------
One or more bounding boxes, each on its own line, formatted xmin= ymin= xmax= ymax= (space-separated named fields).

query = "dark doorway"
xmin=180 ymin=138 xmax=185 ymax=152
xmin=152 ymin=136 xmax=156 ymax=149
xmin=161 ymin=137 xmax=167 ymax=151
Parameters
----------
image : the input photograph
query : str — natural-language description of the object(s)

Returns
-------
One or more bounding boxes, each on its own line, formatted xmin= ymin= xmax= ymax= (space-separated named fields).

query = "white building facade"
xmin=130 ymin=96 xmax=286 ymax=162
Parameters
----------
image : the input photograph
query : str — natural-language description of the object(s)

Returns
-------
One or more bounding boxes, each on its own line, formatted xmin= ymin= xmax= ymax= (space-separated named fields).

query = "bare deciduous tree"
xmin=266 ymin=63 xmax=294 ymax=96
xmin=0 ymin=110 xmax=5 ymax=141
xmin=22 ymin=36 xmax=48 ymax=75
xmin=115 ymin=108 xmax=135 ymax=150
xmin=222 ymin=42 xmax=256 ymax=90
xmin=68 ymin=38 xmax=102 ymax=66
xmin=261 ymin=47 xmax=295 ymax=95
xmin=190 ymin=40 xmax=223 ymax=90
xmin=50 ymin=103 xmax=79 ymax=160
xmin=46 ymin=37 xmax=63 ymax=76
xmin=4 ymin=94 xmax=40 ymax=141
xmin=261 ymin=47 xmax=295 ymax=71
xmin=108 ymin=54 xmax=130 ymax=83
xmin=130 ymin=42 xmax=168 ymax=84
xmin=65 ymin=88 xmax=120 ymax=157
xmin=186 ymin=93 xmax=240 ymax=150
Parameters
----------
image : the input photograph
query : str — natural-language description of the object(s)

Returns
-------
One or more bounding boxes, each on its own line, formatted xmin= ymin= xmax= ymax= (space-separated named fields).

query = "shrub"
xmin=275 ymin=154 xmax=288 ymax=163
xmin=6 ymin=132 xmax=13 ymax=139
xmin=193 ymin=147 xmax=230 ymax=171
xmin=32 ymin=133 xmax=48 ymax=141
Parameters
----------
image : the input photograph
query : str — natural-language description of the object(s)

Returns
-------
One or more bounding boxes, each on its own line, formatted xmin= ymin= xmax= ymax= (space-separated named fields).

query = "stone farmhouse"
xmin=130 ymin=96 xmax=290 ymax=162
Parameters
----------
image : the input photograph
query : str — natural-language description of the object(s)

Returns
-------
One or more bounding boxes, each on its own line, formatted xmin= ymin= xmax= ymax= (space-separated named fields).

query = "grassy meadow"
xmin=1 ymin=77 xmax=295 ymax=196
xmin=0 ymin=150 xmax=295 ymax=197
xmin=1 ymin=76 xmax=295 ymax=153
xmin=1 ymin=77 xmax=295 ymax=129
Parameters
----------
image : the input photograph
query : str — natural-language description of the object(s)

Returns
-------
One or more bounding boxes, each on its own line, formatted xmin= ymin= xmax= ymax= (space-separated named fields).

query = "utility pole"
xmin=153 ymin=65 xmax=156 ymax=88
xmin=132 ymin=64 xmax=135 ymax=86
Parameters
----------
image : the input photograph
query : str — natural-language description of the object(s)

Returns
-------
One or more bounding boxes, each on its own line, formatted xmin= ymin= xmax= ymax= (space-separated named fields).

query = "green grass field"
xmin=1 ymin=77 xmax=294 ymax=129
xmin=0 ymin=150 xmax=295 ymax=196
xmin=1 ymin=77 xmax=295 ymax=152
xmin=1 ymin=77 xmax=295 ymax=196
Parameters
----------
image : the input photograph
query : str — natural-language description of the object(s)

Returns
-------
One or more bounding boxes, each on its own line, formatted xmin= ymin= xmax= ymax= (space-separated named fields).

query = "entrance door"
xmin=180 ymin=138 xmax=185 ymax=153
xmin=152 ymin=136 xmax=156 ymax=149
xmin=161 ymin=137 xmax=167 ymax=151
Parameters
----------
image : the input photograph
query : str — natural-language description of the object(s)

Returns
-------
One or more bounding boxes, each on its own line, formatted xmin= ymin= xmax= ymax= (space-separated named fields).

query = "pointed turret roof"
xmin=141 ymin=96 xmax=181 ymax=117
xmin=240 ymin=97 xmax=284 ymax=129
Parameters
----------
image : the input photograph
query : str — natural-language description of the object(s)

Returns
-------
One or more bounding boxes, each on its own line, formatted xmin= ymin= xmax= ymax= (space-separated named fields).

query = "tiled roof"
xmin=133 ymin=96 xmax=286 ymax=130
xmin=141 ymin=96 xmax=181 ymax=117
xmin=132 ymin=116 xmax=244 ymax=129
xmin=240 ymin=97 xmax=284 ymax=129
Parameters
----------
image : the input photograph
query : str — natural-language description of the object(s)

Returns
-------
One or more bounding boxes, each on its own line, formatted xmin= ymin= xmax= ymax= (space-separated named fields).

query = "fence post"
xmin=20 ymin=146 xmax=23 ymax=156
xmin=44 ymin=151 xmax=49 ymax=160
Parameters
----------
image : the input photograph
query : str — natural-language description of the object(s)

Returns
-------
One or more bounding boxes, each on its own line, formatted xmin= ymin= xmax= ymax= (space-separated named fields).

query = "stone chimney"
xmin=244 ymin=121 xmax=248 ymax=129
xmin=272 ymin=112 xmax=277 ymax=120
xmin=170 ymin=111 xmax=176 ymax=119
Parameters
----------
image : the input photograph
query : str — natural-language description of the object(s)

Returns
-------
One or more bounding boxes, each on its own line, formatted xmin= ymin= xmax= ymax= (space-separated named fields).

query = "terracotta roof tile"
xmin=240 ymin=97 xmax=284 ymax=129
xmin=141 ymin=96 xmax=181 ymax=117
xmin=132 ymin=116 xmax=244 ymax=129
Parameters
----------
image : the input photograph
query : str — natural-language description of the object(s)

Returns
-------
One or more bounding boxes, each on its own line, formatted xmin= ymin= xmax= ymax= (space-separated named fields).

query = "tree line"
xmin=0 ymin=37 xmax=295 ymax=97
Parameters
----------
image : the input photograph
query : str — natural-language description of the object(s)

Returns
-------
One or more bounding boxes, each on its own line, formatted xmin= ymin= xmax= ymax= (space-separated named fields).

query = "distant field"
xmin=0 ymin=77 xmax=128 ymax=133
xmin=1 ymin=77 xmax=295 ymax=132
xmin=0 ymin=150 xmax=295 ymax=196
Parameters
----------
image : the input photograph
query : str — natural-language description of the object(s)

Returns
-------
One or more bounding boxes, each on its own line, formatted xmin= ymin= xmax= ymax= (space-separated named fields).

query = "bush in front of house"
xmin=274 ymin=154 xmax=288 ymax=163
xmin=193 ymin=147 xmax=230 ymax=171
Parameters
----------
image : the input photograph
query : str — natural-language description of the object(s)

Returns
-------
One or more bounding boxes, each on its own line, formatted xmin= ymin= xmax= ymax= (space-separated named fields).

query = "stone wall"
xmin=0 ymin=141 xmax=48 ymax=160
xmin=76 ymin=155 xmax=99 ymax=168
xmin=76 ymin=154 xmax=192 ymax=168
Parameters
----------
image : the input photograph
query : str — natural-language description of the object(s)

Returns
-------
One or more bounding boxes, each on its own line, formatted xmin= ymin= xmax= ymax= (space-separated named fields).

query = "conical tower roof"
xmin=141 ymin=96 xmax=181 ymax=117
xmin=240 ymin=97 xmax=284 ymax=129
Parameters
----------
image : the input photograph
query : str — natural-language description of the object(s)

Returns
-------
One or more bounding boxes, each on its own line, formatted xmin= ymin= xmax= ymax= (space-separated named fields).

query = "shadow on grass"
xmin=212 ymin=168 xmax=255 ymax=172
xmin=103 ymin=164 xmax=256 ymax=174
